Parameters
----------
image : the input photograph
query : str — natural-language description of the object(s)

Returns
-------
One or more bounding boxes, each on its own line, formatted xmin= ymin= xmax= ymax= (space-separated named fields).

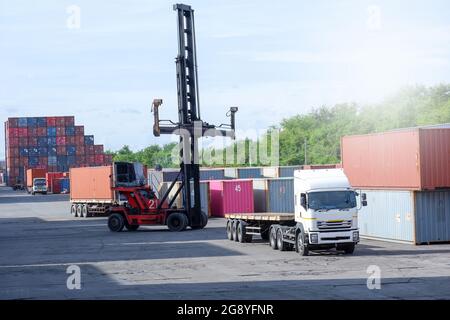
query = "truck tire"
xmin=81 ymin=204 xmax=89 ymax=218
xmin=70 ymin=204 xmax=78 ymax=217
xmin=167 ymin=212 xmax=188 ymax=232
xmin=125 ymin=224 xmax=140 ymax=231
xmin=232 ymin=220 xmax=239 ymax=242
xmin=237 ymin=220 xmax=252 ymax=243
xmin=269 ymin=226 xmax=278 ymax=250
xmin=191 ymin=211 xmax=208 ymax=230
xmin=226 ymin=219 xmax=233 ymax=240
xmin=276 ymin=228 xmax=288 ymax=251
xmin=108 ymin=213 xmax=125 ymax=232
xmin=338 ymin=243 xmax=355 ymax=255
xmin=77 ymin=204 xmax=83 ymax=217
xmin=296 ymin=231 xmax=309 ymax=256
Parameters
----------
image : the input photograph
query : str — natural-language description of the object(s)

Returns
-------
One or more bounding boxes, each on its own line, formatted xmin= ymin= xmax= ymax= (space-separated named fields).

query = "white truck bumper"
xmin=309 ymin=230 xmax=359 ymax=245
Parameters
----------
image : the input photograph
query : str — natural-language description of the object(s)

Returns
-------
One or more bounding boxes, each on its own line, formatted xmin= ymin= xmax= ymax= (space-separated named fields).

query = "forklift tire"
xmin=125 ymin=224 xmax=140 ymax=231
xmin=226 ymin=219 xmax=233 ymax=240
xmin=108 ymin=213 xmax=125 ymax=232
xmin=296 ymin=231 xmax=309 ymax=256
xmin=70 ymin=204 xmax=78 ymax=217
xmin=269 ymin=226 xmax=278 ymax=250
xmin=191 ymin=211 xmax=208 ymax=230
xmin=167 ymin=212 xmax=188 ymax=232
xmin=276 ymin=228 xmax=288 ymax=251
xmin=81 ymin=204 xmax=89 ymax=218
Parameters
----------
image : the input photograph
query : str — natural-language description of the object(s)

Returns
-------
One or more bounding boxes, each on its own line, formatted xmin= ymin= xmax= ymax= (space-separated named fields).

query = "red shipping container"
xmin=56 ymin=136 xmax=66 ymax=145
xmin=28 ymin=137 xmax=38 ymax=146
xmin=209 ymin=180 xmax=254 ymax=217
xmin=8 ymin=128 xmax=19 ymax=137
xmin=48 ymin=165 xmax=58 ymax=172
xmin=87 ymin=155 xmax=96 ymax=165
xmin=19 ymin=137 xmax=28 ymax=147
xmin=18 ymin=128 xmax=28 ymax=137
xmin=56 ymin=117 xmax=65 ymax=126
xmin=36 ymin=165 xmax=47 ymax=170
xmin=75 ymin=126 xmax=84 ymax=135
xmin=39 ymin=157 xmax=48 ymax=165
xmin=66 ymin=136 xmax=75 ymax=145
xmin=56 ymin=127 xmax=65 ymax=136
xmin=47 ymin=117 xmax=56 ymax=126
xmin=37 ymin=127 xmax=47 ymax=136
xmin=9 ymin=157 xmax=20 ymax=167
xmin=342 ymin=128 xmax=450 ymax=190
xmin=8 ymin=137 xmax=19 ymax=147
xmin=76 ymin=155 xmax=86 ymax=164
xmin=7 ymin=147 xmax=19 ymax=158
xmin=94 ymin=145 xmax=104 ymax=154
xmin=51 ymin=179 xmax=62 ymax=194
xmin=8 ymin=118 xmax=19 ymax=128
xmin=76 ymin=146 xmax=85 ymax=156
xmin=104 ymin=154 xmax=113 ymax=165
xmin=19 ymin=157 xmax=28 ymax=166
xmin=28 ymin=127 xmax=38 ymax=136
xmin=57 ymin=146 xmax=67 ymax=155
xmin=86 ymin=145 xmax=95 ymax=155
xmin=64 ymin=116 xmax=75 ymax=126
xmin=74 ymin=135 xmax=84 ymax=145
xmin=46 ymin=172 xmax=64 ymax=192
xmin=95 ymin=154 xmax=104 ymax=164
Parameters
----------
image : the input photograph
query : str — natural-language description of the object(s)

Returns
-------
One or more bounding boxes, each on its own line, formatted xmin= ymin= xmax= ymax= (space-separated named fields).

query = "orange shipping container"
xmin=342 ymin=127 xmax=450 ymax=190
xmin=70 ymin=166 xmax=114 ymax=202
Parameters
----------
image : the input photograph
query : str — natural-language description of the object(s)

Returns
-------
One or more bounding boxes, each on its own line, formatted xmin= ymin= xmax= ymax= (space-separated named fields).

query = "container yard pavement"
xmin=1 ymin=186 xmax=450 ymax=300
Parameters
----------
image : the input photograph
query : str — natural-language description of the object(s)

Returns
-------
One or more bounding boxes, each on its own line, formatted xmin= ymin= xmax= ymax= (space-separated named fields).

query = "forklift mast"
xmin=152 ymin=4 xmax=237 ymax=227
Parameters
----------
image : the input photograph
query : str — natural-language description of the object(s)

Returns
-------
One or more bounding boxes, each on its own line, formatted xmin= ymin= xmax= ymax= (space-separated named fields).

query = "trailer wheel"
xmin=70 ymin=204 xmax=78 ymax=217
xmin=77 ymin=204 xmax=83 ymax=217
xmin=296 ymin=232 xmax=309 ymax=256
xmin=276 ymin=228 xmax=288 ymax=251
xmin=108 ymin=213 xmax=125 ymax=232
xmin=226 ymin=219 xmax=233 ymax=240
xmin=167 ymin=212 xmax=188 ymax=232
xmin=231 ymin=220 xmax=239 ymax=242
xmin=125 ymin=224 xmax=140 ymax=231
xmin=269 ymin=226 xmax=278 ymax=250
xmin=81 ymin=204 xmax=89 ymax=218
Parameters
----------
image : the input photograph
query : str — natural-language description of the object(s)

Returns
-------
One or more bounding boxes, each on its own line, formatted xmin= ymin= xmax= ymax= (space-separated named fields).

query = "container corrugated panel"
xmin=415 ymin=190 xmax=450 ymax=244
xmin=200 ymin=169 xmax=224 ymax=181
xmin=252 ymin=179 xmax=267 ymax=212
xmin=279 ymin=166 xmax=302 ymax=177
xmin=267 ymin=178 xmax=294 ymax=213
xmin=224 ymin=168 xmax=237 ymax=179
xmin=358 ymin=190 xmax=415 ymax=243
xmin=210 ymin=180 xmax=254 ymax=217
xmin=237 ymin=167 xmax=262 ymax=179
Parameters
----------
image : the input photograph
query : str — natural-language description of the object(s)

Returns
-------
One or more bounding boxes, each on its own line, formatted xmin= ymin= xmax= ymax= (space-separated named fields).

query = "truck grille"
xmin=317 ymin=220 xmax=352 ymax=230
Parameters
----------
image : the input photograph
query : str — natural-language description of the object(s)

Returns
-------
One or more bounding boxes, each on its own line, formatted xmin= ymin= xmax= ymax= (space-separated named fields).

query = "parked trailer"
xmin=70 ymin=162 xmax=146 ymax=217
xmin=224 ymin=169 xmax=366 ymax=256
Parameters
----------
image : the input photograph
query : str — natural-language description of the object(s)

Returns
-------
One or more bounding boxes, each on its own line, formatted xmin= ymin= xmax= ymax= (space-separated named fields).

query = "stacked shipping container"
xmin=4 ymin=116 xmax=112 ymax=186
xmin=342 ymin=127 xmax=450 ymax=244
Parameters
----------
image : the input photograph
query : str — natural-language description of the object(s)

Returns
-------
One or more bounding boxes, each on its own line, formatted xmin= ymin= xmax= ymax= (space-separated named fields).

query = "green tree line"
xmin=108 ymin=84 xmax=450 ymax=168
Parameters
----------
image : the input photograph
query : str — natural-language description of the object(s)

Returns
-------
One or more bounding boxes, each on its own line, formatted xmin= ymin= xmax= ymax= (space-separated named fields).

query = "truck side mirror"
xmin=362 ymin=200 xmax=368 ymax=206
xmin=361 ymin=193 xmax=367 ymax=201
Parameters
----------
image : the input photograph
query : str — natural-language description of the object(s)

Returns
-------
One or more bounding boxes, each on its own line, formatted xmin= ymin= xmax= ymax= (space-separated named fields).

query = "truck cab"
xmin=31 ymin=178 xmax=48 ymax=195
xmin=294 ymin=169 xmax=365 ymax=254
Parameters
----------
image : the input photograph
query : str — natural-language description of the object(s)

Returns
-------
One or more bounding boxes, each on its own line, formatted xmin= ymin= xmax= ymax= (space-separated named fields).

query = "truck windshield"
xmin=34 ymin=179 xmax=46 ymax=186
xmin=308 ymin=191 xmax=356 ymax=210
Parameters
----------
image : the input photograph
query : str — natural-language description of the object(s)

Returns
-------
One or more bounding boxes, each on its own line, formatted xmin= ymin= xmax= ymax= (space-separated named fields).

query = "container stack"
xmin=342 ymin=127 xmax=450 ymax=244
xmin=4 ymin=116 xmax=113 ymax=186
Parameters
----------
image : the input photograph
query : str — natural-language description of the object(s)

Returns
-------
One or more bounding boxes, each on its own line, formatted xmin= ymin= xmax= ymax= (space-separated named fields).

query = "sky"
xmin=1 ymin=0 xmax=450 ymax=158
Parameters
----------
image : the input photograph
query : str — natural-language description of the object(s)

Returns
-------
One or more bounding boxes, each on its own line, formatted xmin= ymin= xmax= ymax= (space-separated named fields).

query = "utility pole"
xmin=304 ymin=138 xmax=307 ymax=165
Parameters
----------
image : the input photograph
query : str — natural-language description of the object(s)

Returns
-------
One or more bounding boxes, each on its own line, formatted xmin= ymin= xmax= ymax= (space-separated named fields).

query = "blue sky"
xmin=1 ymin=0 xmax=450 ymax=158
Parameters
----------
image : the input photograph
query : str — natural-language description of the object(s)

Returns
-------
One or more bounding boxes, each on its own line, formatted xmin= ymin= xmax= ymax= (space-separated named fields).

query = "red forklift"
xmin=107 ymin=4 xmax=237 ymax=232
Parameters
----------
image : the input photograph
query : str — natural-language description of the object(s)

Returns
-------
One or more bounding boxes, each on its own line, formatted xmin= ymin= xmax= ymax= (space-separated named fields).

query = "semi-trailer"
xmin=225 ymin=169 xmax=367 ymax=256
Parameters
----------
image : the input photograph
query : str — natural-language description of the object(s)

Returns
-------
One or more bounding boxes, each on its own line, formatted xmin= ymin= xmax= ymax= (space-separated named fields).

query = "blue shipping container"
xmin=279 ymin=166 xmax=302 ymax=177
xmin=29 ymin=157 xmax=39 ymax=166
xmin=48 ymin=137 xmax=57 ymax=146
xmin=60 ymin=178 xmax=70 ymax=193
xmin=67 ymin=155 xmax=76 ymax=165
xmin=18 ymin=118 xmax=28 ymax=127
xmin=19 ymin=147 xmax=29 ymax=157
xmin=57 ymin=164 xmax=69 ymax=172
xmin=47 ymin=127 xmax=57 ymax=136
xmin=238 ymin=168 xmax=262 ymax=179
xmin=267 ymin=178 xmax=294 ymax=213
xmin=84 ymin=135 xmax=94 ymax=145
xmin=65 ymin=127 xmax=75 ymax=136
xmin=37 ymin=117 xmax=47 ymax=127
xmin=66 ymin=146 xmax=76 ymax=156
xmin=38 ymin=137 xmax=48 ymax=147
xmin=29 ymin=147 xmax=39 ymax=156
xmin=38 ymin=147 xmax=48 ymax=156
xmin=48 ymin=147 xmax=57 ymax=156
xmin=48 ymin=156 xmax=57 ymax=166
xmin=57 ymin=156 xmax=67 ymax=166
xmin=200 ymin=169 xmax=225 ymax=181
xmin=27 ymin=117 xmax=38 ymax=127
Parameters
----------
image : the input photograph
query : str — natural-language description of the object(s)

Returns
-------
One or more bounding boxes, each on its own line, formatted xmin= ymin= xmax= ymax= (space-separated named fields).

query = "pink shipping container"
xmin=209 ymin=180 xmax=254 ymax=217
xmin=342 ymin=128 xmax=450 ymax=190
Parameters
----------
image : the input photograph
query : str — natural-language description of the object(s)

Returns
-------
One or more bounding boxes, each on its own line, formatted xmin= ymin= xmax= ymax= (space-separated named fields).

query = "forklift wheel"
xmin=125 ymin=224 xmax=140 ymax=231
xmin=167 ymin=212 xmax=188 ymax=232
xmin=191 ymin=211 xmax=208 ymax=230
xmin=108 ymin=213 xmax=125 ymax=232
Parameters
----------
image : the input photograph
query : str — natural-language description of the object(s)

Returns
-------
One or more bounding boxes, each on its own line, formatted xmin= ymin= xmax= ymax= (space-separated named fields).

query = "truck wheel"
xmin=269 ymin=226 xmax=278 ymax=250
xmin=339 ymin=244 xmax=355 ymax=254
xmin=125 ymin=224 xmax=140 ymax=231
xmin=237 ymin=221 xmax=252 ymax=243
xmin=226 ymin=220 xmax=233 ymax=240
xmin=108 ymin=213 xmax=125 ymax=232
xmin=276 ymin=228 xmax=288 ymax=251
xmin=70 ymin=204 xmax=78 ymax=217
xmin=261 ymin=229 xmax=270 ymax=241
xmin=232 ymin=220 xmax=239 ymax=242
xmin=167 ymin=212 xmax=188 ymax=232
xmin=76 ymin=204 xmax=83 ymax=217
xmin=81 ymin=205 xmax=89 ymax=218
xmin=296 ymin=232 xmax=309 ymax=256
xmin=191 ymin=211 xmax=208 ymax=230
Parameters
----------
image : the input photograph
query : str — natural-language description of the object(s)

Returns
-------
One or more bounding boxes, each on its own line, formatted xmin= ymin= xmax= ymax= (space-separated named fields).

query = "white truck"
xmin=225 ymin=169 xmax=367 ymax=256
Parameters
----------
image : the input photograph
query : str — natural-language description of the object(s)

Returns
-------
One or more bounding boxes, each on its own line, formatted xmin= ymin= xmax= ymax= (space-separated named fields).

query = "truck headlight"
xmin=353 ymin=231 xmax=359 ymax=242
xmin=310 ymin=233 xmax=318 ymax=244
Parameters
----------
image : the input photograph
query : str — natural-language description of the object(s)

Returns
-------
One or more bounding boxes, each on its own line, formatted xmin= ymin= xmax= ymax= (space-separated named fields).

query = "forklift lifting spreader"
xmin=151 ymin=4 xmax=238 ymax=229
